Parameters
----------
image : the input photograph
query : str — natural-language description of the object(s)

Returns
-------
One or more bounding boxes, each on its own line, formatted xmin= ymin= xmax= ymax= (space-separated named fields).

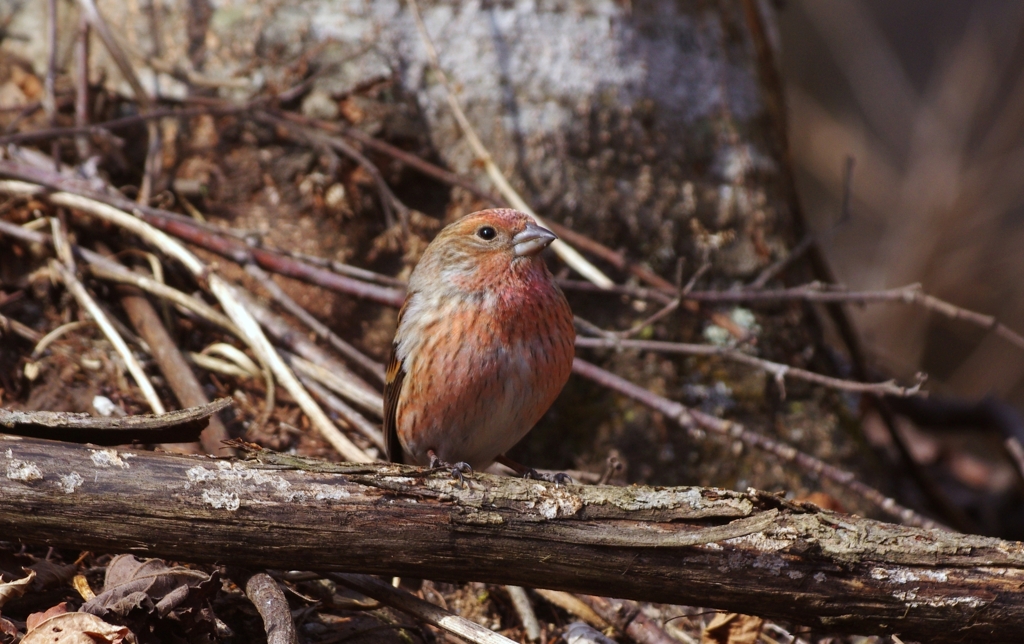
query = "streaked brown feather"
xmin=383 ymin=300 xmax=409 ymax=463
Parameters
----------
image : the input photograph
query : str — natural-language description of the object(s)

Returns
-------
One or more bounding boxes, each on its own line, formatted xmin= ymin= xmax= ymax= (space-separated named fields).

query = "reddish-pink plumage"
xmin=383 ymin=209 xmax=575 ymax=470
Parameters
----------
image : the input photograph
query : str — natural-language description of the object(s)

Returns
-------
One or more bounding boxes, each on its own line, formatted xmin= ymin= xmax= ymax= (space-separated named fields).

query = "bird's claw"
xmin=523 ymin=468 xmax=573 ymax=486
xmin=427 ymin=451 xmax=472 ymax=486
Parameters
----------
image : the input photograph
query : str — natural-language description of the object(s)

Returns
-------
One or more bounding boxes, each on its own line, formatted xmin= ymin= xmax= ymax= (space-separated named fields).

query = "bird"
xmin=383 ymin=208 xmax=575 ymax=479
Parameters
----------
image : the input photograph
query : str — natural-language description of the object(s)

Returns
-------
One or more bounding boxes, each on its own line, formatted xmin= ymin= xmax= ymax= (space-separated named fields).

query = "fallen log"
xmin=2 ymin=435 xmax=1022 ymax=642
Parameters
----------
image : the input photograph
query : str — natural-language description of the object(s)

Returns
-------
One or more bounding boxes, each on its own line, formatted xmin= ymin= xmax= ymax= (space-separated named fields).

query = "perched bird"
xmin=383 ymin=208 xmax=575 ymax=477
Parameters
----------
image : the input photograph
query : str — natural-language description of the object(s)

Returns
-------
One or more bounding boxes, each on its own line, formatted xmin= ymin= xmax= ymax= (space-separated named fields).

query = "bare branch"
xmin=575 ymin=336 xmax=926 ymax=399
xmin=333 ymin=573 xmax=517 ymax=644
xmin=561 ymin=280 xmax=1024 ymax=353
xmin=571 ymin=357 xmax=942 ymax=530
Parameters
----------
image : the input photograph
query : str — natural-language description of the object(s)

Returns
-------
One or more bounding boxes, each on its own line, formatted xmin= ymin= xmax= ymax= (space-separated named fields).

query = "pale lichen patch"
xmin=284 ymin=484 xmax=352 ymax=502
xmin=872 ymin=566 xmax=950 ymax=584
xmin=186 ymin=465 xmax=217 ymax=485
xmin=620 ymin=487 xmax=703 ymax=510
xmin=202 ymin=489 xmax=240 ymax=511
xmin=6 ymin=459 xmax=42 ymax=481
xmin=90 ymin=449 xmax=130 ymax=469
xmin=56 ymin=472 xmax=84 ymax=493
xmin=749 ymin=554 xmax=785 ymax=576
xmin=313 ymin=485 xmax=350 ymax=501
xmin=533 ymin=487 xmax=584 ymax=519
xmin=890 ymin=587 xmax=985 ymax=609
xmin=186 ymin=462 xmax=298 ymax=510
xmin=186 ymin=462 xmax=290 ymax=490
xmin=923 ymin=595 xmax=986 ymax=608
xmin=724 ymin=526 xmax=797 ymax=552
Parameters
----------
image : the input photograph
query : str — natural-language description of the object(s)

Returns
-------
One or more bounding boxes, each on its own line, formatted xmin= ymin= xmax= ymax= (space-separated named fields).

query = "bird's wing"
xmin=383 ymin=299 xmax=409 ymax=463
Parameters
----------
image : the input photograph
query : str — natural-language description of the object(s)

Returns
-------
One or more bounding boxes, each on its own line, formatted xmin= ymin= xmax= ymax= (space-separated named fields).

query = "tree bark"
xmin=2 ymin=437 xmax=1023 ymax=643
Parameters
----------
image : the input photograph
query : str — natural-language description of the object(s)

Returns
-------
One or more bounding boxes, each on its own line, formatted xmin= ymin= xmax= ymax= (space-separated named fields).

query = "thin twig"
xmin=571 ymin=357 xmax=943 ymax=530
xmin=296 ymin=372 xmax=385 ymax=453
xmin=230 ymin=286 xmax=384 ymax=412
xmin=505 ymin=586 xmax=541 ymax=642
xmin=1005 ymin=437 xmax=1024 ymax=483
xmin=255 ymin=112 xmax=407 ymax=231
xmin=405 ymin=0 xmax=613 ymax=288
xmin=0 ymin=179 xmax=371 ymax=462
xmin=0 ymin=312 xmax=45 ymax=343
xmin=533 ymin=590 xmax=609 ymax=631
xmin=332 ymin=573 xmax=517 ymax=644
xmin=576 ymin=595 xmax=678 ymax=644
xmin=561 ymin=280 xmax=1024 ymax=353
xmin=44 ymin=0 xmax=59 ymax=169
xmin=76 ymin=0 xmax=150 ymax=107
xmin=74 ymin=13 xmax=91 ymax=160
xmin=88 ymin=263 xmax=239 ymax=334
xmin=575 ymin=337 xmax=926 ymax=399
xmin=284 ymin=352 xmax=382 ymax=420
xmin=49 ymin=256 xmax=166 ymax=414
xmin=0 ymin=105 xmax=253 ymax=146
xmin=30 ymin=319 xmax=90 ymax=358
xmin=102 ymin=249 xmax=234 ymax=455
xmin=0 ymin=216 xmax=240 ymax=335
xmin=615 ymin=299 xmax=681 ymax=339
xmin=243 ymin=261 xmax=385 ymax=384
xmin=240 ymin=572 xmax=299 ymax=644
xmin=270 ymin=245 xmax=406 ymax=288
xmin=0 ymin=164 xmax=406 ymax=307
xmin=74 ymin=0 xmax=162 ymax=203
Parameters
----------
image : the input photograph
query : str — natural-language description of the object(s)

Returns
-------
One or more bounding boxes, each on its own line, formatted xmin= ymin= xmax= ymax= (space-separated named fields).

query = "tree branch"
xmin=2 ymin=438 xmax=1023 ymax=643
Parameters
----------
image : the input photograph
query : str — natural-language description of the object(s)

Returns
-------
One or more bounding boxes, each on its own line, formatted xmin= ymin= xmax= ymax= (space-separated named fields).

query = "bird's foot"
xmin=522 ymin=469 xmax=574 ymax=486
xmin=495 ymin=454 xmax=573 ymax=486
xmin=427 ymin=449 xmax=472 ymax=485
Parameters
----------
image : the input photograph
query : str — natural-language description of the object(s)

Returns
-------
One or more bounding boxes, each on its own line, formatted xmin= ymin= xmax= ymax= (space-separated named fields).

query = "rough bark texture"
xmin=2 ymin=436 xmax=1023 ymax=643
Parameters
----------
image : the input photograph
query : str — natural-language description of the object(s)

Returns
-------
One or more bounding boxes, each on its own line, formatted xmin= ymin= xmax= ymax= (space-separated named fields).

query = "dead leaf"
xmin=75 ymin=556 xmax=219 ymax=641
xmin=28 ymin=559 xmax=78 ymax=591
xmin=73 ymin=574 xmax=96 ymax=601
xmin=9 ymin=65 xmax=43 ymax=101
xmin=0 ymin=569 xmax=35 ymax=608
xmin=0 ymin=615 xmax=19 ymax=640
xmin=22 ymin=612 xmax=131 ymax=644
xmin=701 ymin=612 xmax=764 ymax=644
xmin=26 ymin=602 xmax=70 ymax=631
xmin=81 ymin=555 xmax=217 ymax=619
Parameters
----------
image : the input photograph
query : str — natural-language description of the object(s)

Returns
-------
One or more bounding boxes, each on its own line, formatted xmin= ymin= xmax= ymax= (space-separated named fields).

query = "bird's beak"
xmin=512 ymin=222 xmax=558 ymax=257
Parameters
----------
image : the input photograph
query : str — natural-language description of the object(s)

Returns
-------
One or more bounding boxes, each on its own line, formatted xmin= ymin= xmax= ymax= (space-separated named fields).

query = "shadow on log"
xmin=1 ymin=435 xmax=1022 ymax=642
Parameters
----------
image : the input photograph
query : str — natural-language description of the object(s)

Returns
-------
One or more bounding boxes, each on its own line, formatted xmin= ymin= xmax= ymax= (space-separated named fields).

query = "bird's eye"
xmin=476 ymin=226 xmax=497 ymax=240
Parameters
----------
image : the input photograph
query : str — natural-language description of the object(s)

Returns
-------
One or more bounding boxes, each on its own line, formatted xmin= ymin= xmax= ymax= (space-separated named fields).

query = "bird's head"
xmin=409 ymin=209 xmax=558 ymax=295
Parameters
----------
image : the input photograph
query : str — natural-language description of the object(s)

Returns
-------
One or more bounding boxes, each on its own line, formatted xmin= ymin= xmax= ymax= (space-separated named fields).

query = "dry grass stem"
xmin=49 ymin=259 xmax=166 ymax=414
